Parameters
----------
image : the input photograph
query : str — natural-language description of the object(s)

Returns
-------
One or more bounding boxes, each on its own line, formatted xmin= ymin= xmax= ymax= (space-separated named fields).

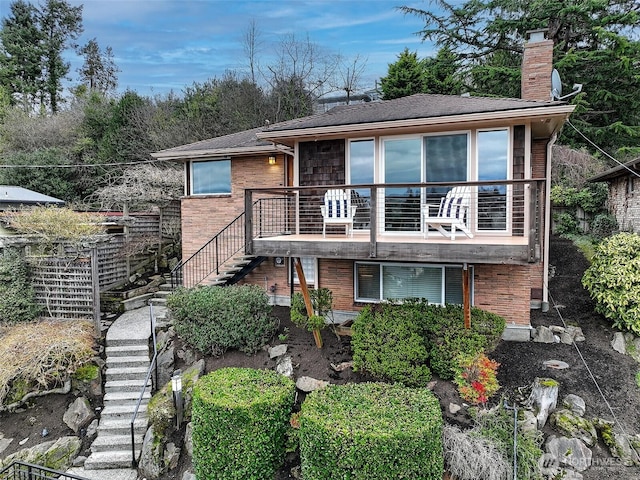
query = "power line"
xmin=0 ymin=158 xmax=169 ymax=169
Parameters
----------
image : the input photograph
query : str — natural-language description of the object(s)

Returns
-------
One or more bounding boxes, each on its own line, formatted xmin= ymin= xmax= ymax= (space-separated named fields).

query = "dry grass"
xmin=443 ymin=424 xmax=510 ymax=480
xmin=0 ymin=320 xmax=96 ymax=406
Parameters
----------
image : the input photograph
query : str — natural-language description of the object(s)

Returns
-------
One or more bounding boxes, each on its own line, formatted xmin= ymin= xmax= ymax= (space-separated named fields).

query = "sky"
xmin=0 ymin=0 xmax=441 ymax=98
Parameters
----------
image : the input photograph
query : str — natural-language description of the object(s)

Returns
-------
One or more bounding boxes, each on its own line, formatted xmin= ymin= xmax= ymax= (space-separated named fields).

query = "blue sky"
xmin=0 ymin=0 xmax=443 ymax=97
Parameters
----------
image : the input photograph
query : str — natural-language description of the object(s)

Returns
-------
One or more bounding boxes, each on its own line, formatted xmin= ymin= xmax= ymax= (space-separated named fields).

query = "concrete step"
xmin=91 ymin=434 xmax=144 ymax=453
xmin=159 ymin=283 xmax=173 ymax=292
xmin=153 ymin=290 xmax=172 ymax=298
xmin=84 ymin=450 xmax=137 ymax=470
xmin=149 ymin=297 xmax=166 ymax=306
xmin=107 ymin=336 xmax=151 ymax=348
xmin=105 ymin=366 xmax=149 ymax=382
xmin=104 ymin=379 xmax=151 ymax=394
xmin=105 ymin=345 xmax=149 ymax=358
xmin=98 ymin=417 xmax=148 ymax=436
xmin=106 ymin=355 xmax=151 ymax=369
xmin=104 ymin=390 xmax=151 ymax=405
xmin=101 ymin=403 xmax=147 ymax=419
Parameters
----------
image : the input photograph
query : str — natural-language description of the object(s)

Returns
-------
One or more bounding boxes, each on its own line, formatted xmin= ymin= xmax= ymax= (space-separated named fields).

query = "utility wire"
xmin=0 ymin=158 xmax=169 ymax=169
xmin=566 ymin=120 xmax=640 ymax=178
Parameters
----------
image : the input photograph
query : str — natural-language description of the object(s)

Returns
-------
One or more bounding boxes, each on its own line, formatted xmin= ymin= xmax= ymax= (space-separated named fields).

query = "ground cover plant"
xmin=0 ymin=248 xmax=41 ymax=324
xmin=168 ymin=284 xmax=279 ymax=356
xmin=191 ymin=368 xmax=295 ymax=480
xmin=299 ymin=382 xmax=443 ymax=480
xmin=0 ymin=320 xmax=95 ymax=407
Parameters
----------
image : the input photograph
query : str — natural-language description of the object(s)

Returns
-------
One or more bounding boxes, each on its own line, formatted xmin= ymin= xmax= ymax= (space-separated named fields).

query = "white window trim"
xmin=291 ymin=257 xmax=318 ymax=286
xmin=189 ymin=158 xmax=232 ymax=196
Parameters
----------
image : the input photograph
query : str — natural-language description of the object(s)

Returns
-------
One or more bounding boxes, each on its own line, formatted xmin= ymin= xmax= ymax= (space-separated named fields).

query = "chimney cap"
xmin=525 ymin=28 xmax=549 ymax=43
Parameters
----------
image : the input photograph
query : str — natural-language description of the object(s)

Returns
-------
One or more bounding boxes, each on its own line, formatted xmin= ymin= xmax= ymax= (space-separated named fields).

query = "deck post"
xmin=245 ymin=190 xmax=253 ymax=255
xmin=369 ymin=187 xmax=377 ymax=258
xmin=294 ymin=257 xmax=323 ymax=348
xmin=463 ymin=263 xmax=471 ymax=329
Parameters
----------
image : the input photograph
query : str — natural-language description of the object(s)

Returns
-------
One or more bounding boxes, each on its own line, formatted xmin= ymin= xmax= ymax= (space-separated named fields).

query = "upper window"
xmin=477 ymin=129 xmax=509 ymax=231
xmin=191 ymin=159 xmax=231 ymax=195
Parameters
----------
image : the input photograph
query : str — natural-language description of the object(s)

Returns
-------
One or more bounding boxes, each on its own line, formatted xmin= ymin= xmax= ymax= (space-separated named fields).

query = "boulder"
xmin=182 ymin=471 xmax=196 ymax=480
xmin=527 ymin=377 xmax=559 ymax=428
xmin=63 ymin=397 xmax=95 ymax=434
xmin=2 ymin=437 xmax=81 ymax=472
xmin=545 ymin=435 xmax=592 ymax=472
xmin=519 ymin=409 xmax=538 ymax=433
xmin=602 ymin=431 xmax=640 ymax=466
xmin=449 ymin=403 xmax=461 ymax=414
xmin=562 ymin=394 xmax=586 ymax=417
xmin=157 ymin=345 xmax=175 ymax=387
xmin=184 ymin=422 xmax=193 ymax=457
xmin=269 ymin=344 xmax=288 ymax=359
xmin=296 ymin=376 xmax=329 ymax=393
xmin=164 ymin=442 xmax=180 ymax=470
xmin=276 ymin=355 xmax=294 ymax=377
xmin=139 ymin=426 xmax=164 ymax=479
xmin=533 ymin=326 xmax=556 ymax=343
xmin=549 ymin=409 xmax=597 ymax=447
xmin=566 ymin=326 xmax=585 ymax=342
xmin=611 ymin=332 xmax=626 ymax=354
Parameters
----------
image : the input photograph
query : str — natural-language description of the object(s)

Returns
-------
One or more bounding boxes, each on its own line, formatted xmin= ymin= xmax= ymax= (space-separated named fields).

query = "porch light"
xmin=268 ymin=155 xmax=276 ymax=165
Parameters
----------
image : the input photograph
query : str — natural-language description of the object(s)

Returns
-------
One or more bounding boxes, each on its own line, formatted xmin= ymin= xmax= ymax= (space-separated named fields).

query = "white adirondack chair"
xmin=320 ymin=189 xmax=357 ymax=237
xmin=422 ymin=186 xmax=473 ymax=240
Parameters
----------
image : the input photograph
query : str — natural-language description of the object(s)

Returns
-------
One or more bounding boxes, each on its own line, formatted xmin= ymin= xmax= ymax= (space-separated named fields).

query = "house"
xmin=0 ymin=186 xmax=65 ymax=236
xmin=152 ymin=30 xmax=575 ymax=341
xmin=588 ymin=157 xmax=640 ymax=233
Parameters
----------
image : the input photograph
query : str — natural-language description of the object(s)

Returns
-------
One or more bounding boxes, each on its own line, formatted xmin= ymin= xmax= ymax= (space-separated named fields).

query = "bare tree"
xmin=334 ymin=54 xmax=368 ymax=104
xmin=242 ymin=19 xmax=262 ymax=86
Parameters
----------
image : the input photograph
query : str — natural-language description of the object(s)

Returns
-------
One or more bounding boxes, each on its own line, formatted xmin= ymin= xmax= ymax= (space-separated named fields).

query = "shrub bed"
xmin=299 ymin=382 xmax=443 ymax=480
xmin=192 ymin=368 xmax=295 ymax=480
xmin=351 ymin=301 xmax=505 ymax=384
xmin=167 ymin=284 xmax=278 ymax=356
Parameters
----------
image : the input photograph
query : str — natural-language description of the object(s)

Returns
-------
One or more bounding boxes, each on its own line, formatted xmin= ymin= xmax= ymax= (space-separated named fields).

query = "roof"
xmin=261 ymin=93 xmax=568 ymax=133
xmin=589 ymin=157 xmax=640 ymax=183
xmin=152 ymin=127 xmax=274 ymax=160
xmin=0 ymin=186 xmax=65 ymax=207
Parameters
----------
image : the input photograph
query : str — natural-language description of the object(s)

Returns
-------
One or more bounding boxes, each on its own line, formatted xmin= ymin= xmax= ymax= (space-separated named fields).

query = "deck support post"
xmin=294 ymin=257 xmax=323 ymax=348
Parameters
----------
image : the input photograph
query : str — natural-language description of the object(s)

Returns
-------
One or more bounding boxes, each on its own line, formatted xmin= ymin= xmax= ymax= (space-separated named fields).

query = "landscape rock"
xmin=2 ymin=437 xmax=81 ymax=471
xmin=330 ymin=361 xmax=353 ymax=372
xmin=296 ymin=376 xmax=329 ymax=393
xmin=562 ymin=394 xmax=586 ymax=417
xmin=72 ymin=455 xmax=86 ymax=467
xmin=560 ymin=332 xmax=574 ymax=344
xmin=545 ymin=435 xmax=592 ymax=472
xmin=164 ymin=442 xmax=180 ymax=470
xmin=85 ymin=419 xmax=98 ymax=438
xmin=276 ymin=355 xmax=294 ymax=377
xmin=156 ymin=328 xmax=175 ymax=352
xmin=62 ymin=397 xmax=95 ymax=434
xmin=527 ymin=377 xmax=559 ymax=428
xmin=449 ymin=403 xmax=461 ymax=414
xmin=182 ymin=471 xmax=196 ymax=480
xmin=182 ymin=359 xmax=206 ymax=419
xmin=0 ymin=434 xmax=13 ymax=456
xmin=269 ymin=344 xmax=288 ymax=359
xmin=139 ymin=426 xmax=164 ymax=479
xmin=184 ymin=422 xmax=193 ymax=457
xmin=533 ymin=326 xmax=555 ymax=343
xmin=549 ymin=409 xmax=597 ymax=447
xmin=611 ymin=332 xmax=626 ymax=354
xmin=543 ymin=360 xmax=569 ymax=370
xmin=519 ymin=409 xmax=538 ymax=433
xmin=566 ymin=326 xmax=585 ymax=342
xmin=157 ymin=345 xmax=175 ymax=387
xmin=604 ymin=431 xmax=640 ymax=466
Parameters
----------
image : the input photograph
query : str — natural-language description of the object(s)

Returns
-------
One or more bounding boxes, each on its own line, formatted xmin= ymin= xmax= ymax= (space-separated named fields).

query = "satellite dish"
xmin=551 ymin=69 xmax=562 ymax=99
xmin=550 ymin=68 xmax=583 ymax=101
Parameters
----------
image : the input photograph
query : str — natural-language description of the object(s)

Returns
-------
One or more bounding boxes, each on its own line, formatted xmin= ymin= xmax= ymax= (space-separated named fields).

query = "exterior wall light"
xmin=268 ymin=155 xmax=276 ymax=165
xmin=171 ymin=369 xmax=183 ymax=428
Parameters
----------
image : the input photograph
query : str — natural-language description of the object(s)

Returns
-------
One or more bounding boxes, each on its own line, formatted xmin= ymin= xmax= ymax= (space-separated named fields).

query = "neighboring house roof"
xmin=588 ymin=157 xmax=640 ymax=183
xmin=152 ymin=127 xmax=274 ymax=160
xmin=0 ymin=186 xmax=65 ymax=209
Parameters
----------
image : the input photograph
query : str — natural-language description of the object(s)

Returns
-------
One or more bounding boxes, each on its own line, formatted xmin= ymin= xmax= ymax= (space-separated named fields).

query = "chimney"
xmin=521 ymin=29 xmax=554 ymax=101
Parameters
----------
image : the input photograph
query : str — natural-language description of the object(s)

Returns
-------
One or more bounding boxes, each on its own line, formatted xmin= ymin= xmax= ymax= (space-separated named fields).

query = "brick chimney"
xmin=521 ymin=29 xmax=554 ymax=101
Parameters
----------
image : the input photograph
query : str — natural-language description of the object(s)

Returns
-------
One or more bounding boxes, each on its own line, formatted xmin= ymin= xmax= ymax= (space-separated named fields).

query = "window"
xmin=355 ymin=262 xmax=470 ymax=305
xmin=191 ymin=159 xmax=231 ymax=195
xmin=477 ymin=130 xmax=509 ymax=231
xmin=292 ymin=257 xmax=317 ymax=286
xmin=348 ymin=139 xmax=375 ymax=230
xmin=383 ymin=138 xmax=422 ymax=231
xmin=628 ymin=176 xmax=635 ymax=195
xmin=424 ymin=133 xmax=469 ymax=207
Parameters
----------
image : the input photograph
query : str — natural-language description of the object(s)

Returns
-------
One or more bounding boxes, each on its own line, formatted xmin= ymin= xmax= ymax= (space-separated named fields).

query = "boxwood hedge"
xmin=299 ymin=382 xmax=443 ymax=480
xmin=192 ymin=368 xmax=295 ymax=480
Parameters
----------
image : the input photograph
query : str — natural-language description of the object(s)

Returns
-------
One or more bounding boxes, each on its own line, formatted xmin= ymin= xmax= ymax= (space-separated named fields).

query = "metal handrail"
xmin=130 ymin=303 xmax=158 ymax=468
xmin=0 ymin=461 xmax=90 ymax=480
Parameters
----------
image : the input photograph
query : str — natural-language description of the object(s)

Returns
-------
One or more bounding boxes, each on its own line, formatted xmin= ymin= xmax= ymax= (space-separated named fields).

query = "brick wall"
xmin=181 ymin=154 xmax=284 ymax=259
xmin=608 ymin=176 xmax=640 ymax=233
xmin=474 ymin=264 xmax=534 ymax=326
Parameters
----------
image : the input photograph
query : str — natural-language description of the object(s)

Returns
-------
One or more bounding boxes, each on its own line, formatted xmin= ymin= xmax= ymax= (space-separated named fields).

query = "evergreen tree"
xmin=77 ymin=38 xmax=119 ymax=94
xmin=379 ymin=48 xmax=427 ymax=100
xmin=423 ymin=46 xmax=464 ymax=95
xmin=0 ymin=0 xmax=43 ymax=112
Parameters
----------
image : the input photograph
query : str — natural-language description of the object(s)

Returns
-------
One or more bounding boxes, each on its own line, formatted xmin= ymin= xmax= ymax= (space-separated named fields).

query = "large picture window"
xmin=383 ymin=138 xmax=422 ymax=232
xmin=355 ymin=262 xmax=470 ymax=305
xmin=348 ymin=139 xmax=375 ymax=230
xmin=477 ymin=130 xmax=509 ymax=231
xmin=191 ymin=159 xmax=231 ymax=195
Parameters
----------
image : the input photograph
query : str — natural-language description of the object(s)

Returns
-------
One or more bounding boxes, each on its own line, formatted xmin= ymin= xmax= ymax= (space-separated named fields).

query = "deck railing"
xmin=245 ymin=179 xmax=545 ymax=259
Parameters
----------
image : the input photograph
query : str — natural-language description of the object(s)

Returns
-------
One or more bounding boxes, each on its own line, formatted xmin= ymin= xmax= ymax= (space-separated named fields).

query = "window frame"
xmin=189 ymin=158 xmax=232 ymax=196
xmin=354 ymin=261 xmax=473 ymax=305
xmin=291 ymin=257 xmax=318 ymax=286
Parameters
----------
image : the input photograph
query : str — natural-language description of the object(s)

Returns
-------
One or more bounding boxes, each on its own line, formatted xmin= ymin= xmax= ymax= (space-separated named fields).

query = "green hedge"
xmin=299 ymin=382 xmax=443 ymax=480
xmin=192 ymin=368 xmax=295 ymax=480
xmin=351 ymin=301 xmax=505 ymax=383
xmin=167 ymin=284 xmax=278 ymax=356
xmin=352 ymin=303 xmax=431 ymax=386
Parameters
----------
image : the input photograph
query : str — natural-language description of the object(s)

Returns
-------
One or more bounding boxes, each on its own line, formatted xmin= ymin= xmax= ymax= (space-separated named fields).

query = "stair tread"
xmin=99 ymin=417 xmax=148 ymax=428
xmin=104 ymin=391 xmax=151 ymax=402
xmin=106 ymin=366 xmax=149 ymax=374
xmin=92 ymin=434 xmax=143 ymax=446
xmin=107 ymin=355 xmax=150 ymax=363
xmin=106 ymin=345 xmax=149 ymax=353
xmin=84 ymin=450 xmax=138 ymax=469
xmin=101 ymin=403 xmax=147 ymax=415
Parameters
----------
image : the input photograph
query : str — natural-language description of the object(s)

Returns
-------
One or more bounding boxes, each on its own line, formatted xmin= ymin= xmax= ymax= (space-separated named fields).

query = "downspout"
xmin=542 ymin=132 xmax=558 ymax=312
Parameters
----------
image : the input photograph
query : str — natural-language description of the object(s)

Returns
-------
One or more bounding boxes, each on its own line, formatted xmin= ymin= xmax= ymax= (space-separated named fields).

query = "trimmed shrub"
xmin=299 ymin=382 xmax=443 ymax=480
xmin=582 ymin=232 xmax=640 ymax=334
xmin=167 ymin=284 xmax=278 ymax=356
xmin=192 ymin=368 xmax=295 ymax=480
xmin=590 ymin=213 xmax=618 ymax=240
xmin=351 ymin=302 xmax=431 ymax=386
xmin=424 ymin=304 xmax=505 ymax=379
xmin=0 ymin=248 xmax=41 ymax=323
